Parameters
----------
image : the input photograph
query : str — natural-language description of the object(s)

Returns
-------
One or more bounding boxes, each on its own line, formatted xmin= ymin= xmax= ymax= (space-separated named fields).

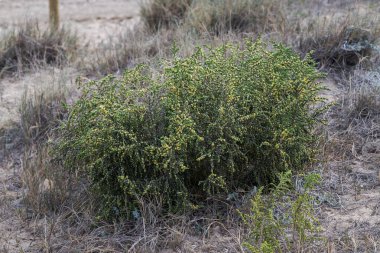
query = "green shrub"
xmin=186 ymin=0 xmax=286 ymax=35
xmin=56 ymin=40 xmax=325 ymax=219
xmin=141 ymin=0 xmax=192 ymax=32
xmin=240 ymin=171 xmax=322 ymax=253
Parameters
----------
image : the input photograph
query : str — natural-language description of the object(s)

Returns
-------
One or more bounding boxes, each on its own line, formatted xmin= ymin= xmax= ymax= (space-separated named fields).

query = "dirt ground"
xmin=0 ymin=0 xmax=379 ymax=252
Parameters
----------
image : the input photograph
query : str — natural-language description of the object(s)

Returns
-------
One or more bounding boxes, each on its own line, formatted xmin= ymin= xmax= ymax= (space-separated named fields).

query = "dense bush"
xmin=57 ymin=40 xmax=325 ymax=219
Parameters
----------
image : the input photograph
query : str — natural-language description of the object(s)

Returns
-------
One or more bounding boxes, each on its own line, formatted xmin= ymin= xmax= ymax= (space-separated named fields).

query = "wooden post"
xmin=49 ymin=0 xmax=59 ymax=30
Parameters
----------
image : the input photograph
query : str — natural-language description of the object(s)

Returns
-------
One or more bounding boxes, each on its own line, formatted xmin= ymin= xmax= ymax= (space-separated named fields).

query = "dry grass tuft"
xmin=19 ymin=87 xmax=68 ymax=145
xmin=186 ymin=0 xmax=286 ymax=35
xmin=298 ymin=7 xmax=380 ymax=72
xmin=28 ymin=198 xmax=244 ymax=252
xmin=0 ymin=21 xmax=78 ymax=77
xmin=22 ymin=145 xmax=74 ymax=216
xmin=348 ymin=85 xmax=380 ymax=120
xmin=340 ymin=72 xmax=380 ymax=126
xmin=88 ymin=27 xmax=175 ymax=76
xmin=17 ymin=73 xmax=76 ymax=217
xmin=141 ymin=0 xmax=192 ymax=32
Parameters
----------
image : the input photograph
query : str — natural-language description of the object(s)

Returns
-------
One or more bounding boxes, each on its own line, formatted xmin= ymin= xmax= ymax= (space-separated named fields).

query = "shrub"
xmin=141 ymin=0 xmax=192 ymax=32
xmin=0 ymin=21 xmax=77 ymax=77
xmin=56 ymin=40 xmax=325 ymax=219
xmin=185 ymin=0 xmax=286 ymax=35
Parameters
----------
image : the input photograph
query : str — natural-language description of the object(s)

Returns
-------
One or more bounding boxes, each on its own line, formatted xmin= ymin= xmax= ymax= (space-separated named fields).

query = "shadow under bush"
xmin=56 ymin=40 xmax=325 ymax=220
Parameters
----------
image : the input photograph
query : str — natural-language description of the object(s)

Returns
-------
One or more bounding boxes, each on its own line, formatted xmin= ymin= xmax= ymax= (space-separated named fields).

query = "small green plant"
xmin=240 ymin=171 xmax=322 ymax=253
xmin=56 ymin=40 xmax=325 ymax=220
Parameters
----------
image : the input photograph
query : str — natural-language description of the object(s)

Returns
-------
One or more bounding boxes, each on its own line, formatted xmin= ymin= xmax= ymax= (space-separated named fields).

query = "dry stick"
xmin=49 ymin=0 xmax=59 ymax=30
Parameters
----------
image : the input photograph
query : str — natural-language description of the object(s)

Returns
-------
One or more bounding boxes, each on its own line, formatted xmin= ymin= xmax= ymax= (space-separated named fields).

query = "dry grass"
xmin=32 ymin=202 xmax=245 ymax=252
xmin=320 ymin=68 xmax=380 ymax=252
xmin=297 ymin=3 xmax=380 ymax=73
xmin=22 ymin=145 xmax=73 ymax=215
xmin=324 ymin=74 xmax=380 ymax=161
xmin=141 ymin=0 xmax=192 ymax=32
xmin=87 ymin=26 xmax=255 ymax=77
xmin=186 ymin=0 xmax=286 ymax=35
xmin=0 ymin=21 xmax=78 ymax=77
xmin=87 ymin=26 xmax=175 ymax=76
xmin=19 ymin=87 xmax=67 ymax=145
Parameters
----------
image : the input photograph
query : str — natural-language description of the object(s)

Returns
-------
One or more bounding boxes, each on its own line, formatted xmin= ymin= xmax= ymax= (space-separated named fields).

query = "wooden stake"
xmin=49 ymin=0 xmax=59 ymax=30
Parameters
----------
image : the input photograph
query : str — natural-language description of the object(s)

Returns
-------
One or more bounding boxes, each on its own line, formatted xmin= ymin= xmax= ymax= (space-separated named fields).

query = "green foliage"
xmin=56 ymin=40 xmax=325 ymax=219
xmin=240 ymin=171 xmax=322 ymax=253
